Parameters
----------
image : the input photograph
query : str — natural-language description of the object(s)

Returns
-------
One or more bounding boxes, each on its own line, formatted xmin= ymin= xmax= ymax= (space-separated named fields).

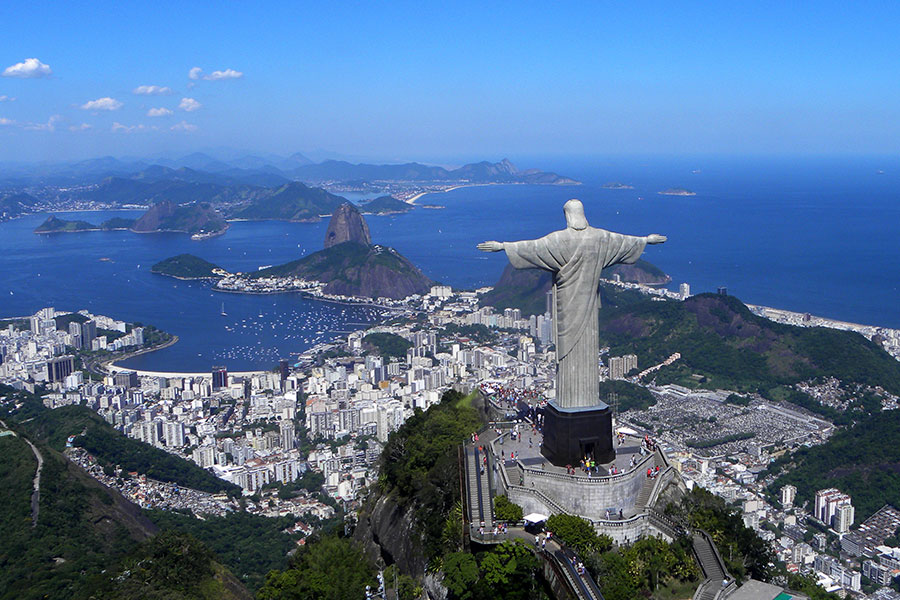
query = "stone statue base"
xmin=540 ymin=401 xmax=615 ymax=467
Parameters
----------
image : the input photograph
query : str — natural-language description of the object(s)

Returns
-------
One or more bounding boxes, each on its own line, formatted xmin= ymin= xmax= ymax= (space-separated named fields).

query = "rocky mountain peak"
xmin=324 ymin=202 xmax=371 ymax=248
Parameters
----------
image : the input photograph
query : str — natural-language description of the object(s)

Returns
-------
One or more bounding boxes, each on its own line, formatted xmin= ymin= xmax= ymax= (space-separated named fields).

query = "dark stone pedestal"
xmin=540 ymin=401 xmax=615 ymax=467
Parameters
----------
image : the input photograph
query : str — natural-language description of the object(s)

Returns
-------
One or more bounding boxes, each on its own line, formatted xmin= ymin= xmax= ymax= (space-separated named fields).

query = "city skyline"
xmin=3 ymin=2 xmax=900 ymax=162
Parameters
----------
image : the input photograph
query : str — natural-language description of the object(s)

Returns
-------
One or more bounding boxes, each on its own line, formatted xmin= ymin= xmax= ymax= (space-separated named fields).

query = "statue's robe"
xmin=503 ymin=227 xmax=646 ymax=409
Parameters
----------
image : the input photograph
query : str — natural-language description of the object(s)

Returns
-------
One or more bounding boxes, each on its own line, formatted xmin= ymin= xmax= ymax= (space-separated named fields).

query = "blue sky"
xmin=1 ymin=1 xmax=898 ymax=163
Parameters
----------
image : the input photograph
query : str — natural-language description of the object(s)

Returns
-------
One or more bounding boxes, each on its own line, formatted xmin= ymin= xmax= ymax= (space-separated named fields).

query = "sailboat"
xmin=220 ymin=302 xmax=227 ymax=316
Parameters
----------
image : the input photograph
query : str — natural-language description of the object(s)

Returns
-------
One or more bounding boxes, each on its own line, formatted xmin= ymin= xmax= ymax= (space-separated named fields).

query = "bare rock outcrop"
xmin=324 ymin=202 xmax=371 ymax=248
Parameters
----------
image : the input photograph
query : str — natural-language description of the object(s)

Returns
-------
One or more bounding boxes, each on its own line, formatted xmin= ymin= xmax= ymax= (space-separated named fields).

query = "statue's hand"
xmin=646 ymin=234 xmax=667 ymax=245
xmin=477 ymin=241 xmax=504 ymax=252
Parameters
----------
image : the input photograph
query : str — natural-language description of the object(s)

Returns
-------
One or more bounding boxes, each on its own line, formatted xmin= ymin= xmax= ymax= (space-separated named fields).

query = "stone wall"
xmin=516 ymin=457 xmax=652 ymax=521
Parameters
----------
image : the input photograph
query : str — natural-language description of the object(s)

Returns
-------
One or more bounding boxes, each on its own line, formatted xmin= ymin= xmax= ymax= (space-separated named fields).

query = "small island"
xmin=601 ymin=182 xmax=634 ymax=190
xmin=34 ymin=215 xmax=137 ymax=233
xmin=420 ymin=204 xmax=445 ymax=210
xmin=151 ymin=254 xmax=229 ymax=280
xmin=658 ymin=187 xmax=696 ymax=196
xmin=359 ymin=195 xmax=413 ymax=215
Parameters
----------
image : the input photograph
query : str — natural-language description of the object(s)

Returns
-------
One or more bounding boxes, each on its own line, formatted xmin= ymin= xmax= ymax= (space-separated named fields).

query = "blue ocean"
xmin=1 ymin=156 xmax=898 ymax=371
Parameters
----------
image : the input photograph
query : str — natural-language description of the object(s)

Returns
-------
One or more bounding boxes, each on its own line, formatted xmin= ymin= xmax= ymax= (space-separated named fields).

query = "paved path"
xmin=23 ymin=438 xmax=44 ymax=527
xmin=1 ymin=419 xmax=44 ymax=527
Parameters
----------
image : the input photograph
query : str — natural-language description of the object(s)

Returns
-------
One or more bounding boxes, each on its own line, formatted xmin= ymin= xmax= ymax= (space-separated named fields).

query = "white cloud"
xmin=179 ymin=97 xmax=201 ymax=112
xmin=0 ymin=95 xmax=14 ymax=102
xmin=206 ymin=68 xmax=243 ymax=80
xmin=68 ymin=123 xmax=92 ymax=132
xmin=24 ymin=115 xmax=61 ymax=132
xmin=0 ymin=117 xmax=14 ymax=126
xmin=133 ymin=85 xmax=173 ymax=95
xmin=2 ymin=58 xmax=52 ymax=79
xmin=111 ymin=122 xmax=156 ymax=133
xmin=147 ymin=107 xmax=174 ymax=117
xmin=80 ymin=97 xmax=123 ymax=111
xmin=171 ymin=121 xmax=198 ymax=132
xmin=189 ymin=66 xmax=243 ymax=81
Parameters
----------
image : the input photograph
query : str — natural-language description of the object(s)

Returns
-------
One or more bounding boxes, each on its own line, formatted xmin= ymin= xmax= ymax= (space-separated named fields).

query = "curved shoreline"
xmin=212 ymin=285 xmax=409 ymax=311
xmin=407 ymin=180 xmax=580 ymax=205
xmin=103 ymin=334 xmax=179 ymax=374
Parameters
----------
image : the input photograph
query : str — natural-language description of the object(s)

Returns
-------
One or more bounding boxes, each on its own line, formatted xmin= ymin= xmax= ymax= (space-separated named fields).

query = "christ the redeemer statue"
xmin=478 ymin=199 xmax=665 ymax=464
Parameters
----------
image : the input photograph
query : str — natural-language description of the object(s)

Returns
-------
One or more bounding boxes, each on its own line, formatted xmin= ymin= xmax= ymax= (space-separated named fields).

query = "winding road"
xmin=23 ymin=438 xmax=44 ymax=527
xmin=1 ymin=418 xmax=44 ymax=527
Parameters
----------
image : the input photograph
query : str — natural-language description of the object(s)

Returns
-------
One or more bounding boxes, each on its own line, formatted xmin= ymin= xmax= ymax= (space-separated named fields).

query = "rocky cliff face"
xmin=257 ymin=205 xmax=432 ymax=299
xmin=264 ymin=242 xmax=432 ymax=299
xmin=131 ymin=200 xmax=177 ymax=231
xmin=324 ymin=202 xmax=371 ymax=248
xmin=354 ymin=492 xmax=427 ymax=576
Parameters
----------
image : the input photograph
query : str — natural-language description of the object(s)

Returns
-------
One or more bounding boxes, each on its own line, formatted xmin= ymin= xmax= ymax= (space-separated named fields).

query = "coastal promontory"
xmin=252 ymin=202 xmax=432 ymax=299
xmin=151 ymin=254 xmax=227 ymax=279
xmin=34 ymin=215 xmax=138 ymax=234
xmin=359 ymin=195 xmax=413 ymax=215
xmin=131 ymin=200 xmax=228 ymax=235
xmin=229 ymin=182 xmax=345 ymax=222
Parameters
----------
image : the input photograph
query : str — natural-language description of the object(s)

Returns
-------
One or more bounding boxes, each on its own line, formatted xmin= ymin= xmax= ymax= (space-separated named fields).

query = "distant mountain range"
xmin=0 ymin=153 xmax=577 ymax=188
xmin=5 ymin=155 xmax=576 ymax=227
xmin=288 ymin=158 xmax=577 ymax=184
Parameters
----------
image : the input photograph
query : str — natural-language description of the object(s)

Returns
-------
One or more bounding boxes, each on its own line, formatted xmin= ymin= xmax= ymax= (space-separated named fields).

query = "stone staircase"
xmin=692 ymin=532 xmax=728 ymax=600
xmin=475 ymin=446 xmax=493 ymax=528
xmin=465 ymin=445 xmax=493 ymax=529
xmin=635 ymin=475 xmax=656 ymax=508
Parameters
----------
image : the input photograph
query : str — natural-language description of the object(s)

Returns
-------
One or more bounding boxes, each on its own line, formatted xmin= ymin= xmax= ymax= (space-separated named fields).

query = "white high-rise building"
xmin=279 ymin=420 xmax=295 ymax=450
xmin=835 ymin=503 xmax=855 ymax=533
xmin=679 ymin=283 xmax=691 ymax=299
xmin=815 ymin=488 xmax=852 ymax=528
xmin=164 ymin=421 xmax=185 ymax=448
xmin=781 ymin=484 xmax=797 ymax=509
xmin=608 ymin=354 xmax=637 ymax=380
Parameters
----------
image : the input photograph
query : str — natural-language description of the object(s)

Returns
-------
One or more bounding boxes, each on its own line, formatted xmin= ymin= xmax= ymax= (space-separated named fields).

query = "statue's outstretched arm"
xmin=645 ymin=234 xmax=667 ymax=245
xmin=477 ymin=241 xmax=504 ymax=252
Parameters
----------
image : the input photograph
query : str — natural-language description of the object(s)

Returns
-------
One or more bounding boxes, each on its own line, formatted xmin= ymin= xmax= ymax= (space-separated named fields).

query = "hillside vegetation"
xmin=0 ymin=429 xmax=158 ymax=600
xmin=379 ymin=389 xmax=484 ymax=559
xmin=152 ymin=254 xmax=225 ymax=279
xmin=481 ymin=260 xmax=668 ymax=317
xmin=1 ymin=390 xmax=239 ymax=495
xmin=231 ymin=182 xmax=345 ymax=221
xmin=255 ymin=241 xmax=433 ymax=299
xmin=599 ymin=293 xmax=900 ymax=398
xmin=767 ymin=410 xmax=900 ymax=521
xmin=361 ymin=195 xmax=412 ymax=214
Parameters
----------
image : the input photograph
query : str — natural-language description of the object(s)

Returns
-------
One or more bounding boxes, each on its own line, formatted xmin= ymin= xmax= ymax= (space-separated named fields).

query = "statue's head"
xmin=564 ymin=199 xmax=589 ymax=230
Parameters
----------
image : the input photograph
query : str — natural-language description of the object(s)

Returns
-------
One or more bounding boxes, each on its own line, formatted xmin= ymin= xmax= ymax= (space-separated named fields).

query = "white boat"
xmin=220 ymin=302 xmax=227 ymax=316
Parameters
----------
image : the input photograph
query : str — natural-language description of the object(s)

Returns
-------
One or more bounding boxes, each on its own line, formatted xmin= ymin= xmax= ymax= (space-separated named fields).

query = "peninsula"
xmin=150 ymin=254 xmax=228 ymax=280
xmin=359 ymin=195 xmax=413 ymax=215
xmin=34 ymin=215 xmax=136 ymax=233
xmin=247 ymin=202 xmax=432 ymax=299
xmin=33 ymin=201 xmax=227 ymax=237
